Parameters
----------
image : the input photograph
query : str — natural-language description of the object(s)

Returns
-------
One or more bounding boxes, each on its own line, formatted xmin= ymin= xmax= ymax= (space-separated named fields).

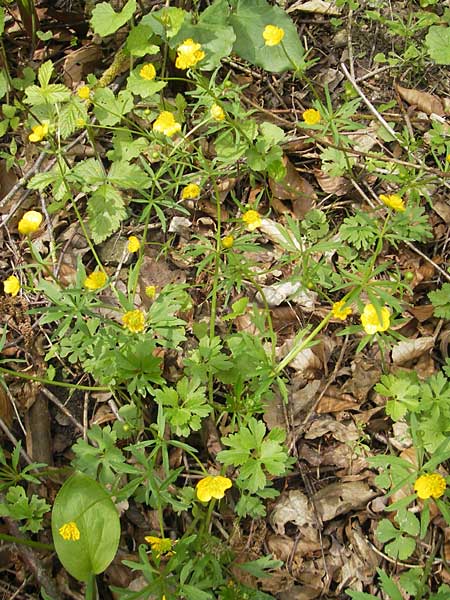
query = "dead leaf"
xmin=0 ymin=385 xmax=12 ymax=426
xmin=63 ymin=45 xmax=102 ymax=88
xmin=269 ymin=156 xmax=316 ymax=218
xmin=433 ymin=199 xmax=450 ymax=223
xmin=304 ymin=416 xmax=359 ymax=443
xmin=407 ymin=304 xmax=434 ymax=323
xmin=397 ymin=85 xmax=444 ymax=116
xmin=259 ymin=217 xmax=301 ymax=250
xmin=313 ymin=481 xmax=376 ymax=521
xmin=270 ymin=490 xmax=318 ymax=536
xmin=314 ymin=170 xmax=350 ymax=196
xmin=287 ymin=0 xmax=342 ymax=15
xmin=316 ymin=387 xmax=359 ymax=413
xmin=391 ymin=336 xmax=435 ymax=365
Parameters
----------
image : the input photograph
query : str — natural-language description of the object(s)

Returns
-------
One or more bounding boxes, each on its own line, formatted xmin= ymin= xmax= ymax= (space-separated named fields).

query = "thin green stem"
xmin=0 ymin=532 xmax=54 ymax=551
xmin=0 ymin=366 xmax=111 ymax=392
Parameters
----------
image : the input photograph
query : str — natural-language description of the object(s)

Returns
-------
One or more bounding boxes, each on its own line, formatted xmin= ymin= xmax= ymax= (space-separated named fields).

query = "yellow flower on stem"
xmin=84 ymin=271 xmax=107 ymax=290
xmin=210 ymin=103 xmax=225 ymax=121
xmin=331 ymin=300 xmax=352 ymax=321
xmin=127 ymin=235 xmax=141 ymax=253
xmin=59 ymin=521 xmax=80 ymax=541
xmin=18 ymin=210 xmax=43 ymax=235
xmin=379 ymin=193 xmax=405 ymax=212
xmin=175 ymin=39 xmax=205 ymax=69
xmin=196 ymin=475 xmax=232 ymax=502
xmin=145 ymin=285 xmax=157 ymax=299
xmin=263 ymin=24 xmax=285 ymax=46
xmin=414 ymin=473 xmax=446 ymax=500
xmin=29 ymin=121 xmax=49 ymax=142
xmin=122 ymin=309 xmax=146 ymax=333
xmin=181 ymin=183 xmax=201 ymax=199
xmin=144 ymin=536 xmax=175 ymax=556
xmin=242 ymin=210 xmax=262 ymax=232
xmin=139 ymin=63 xmax=156 ymax=81
xmin=302 ymin=109 xmax=321 ymax=125
xmin=152 ymin=111 xmax=181 ymax=137
xmin=222 ymin=235 xmax=234 ymax=249
xmin=4 ymin=275 xmax=20 ymax=297
xmin=360 ymin=303 xmax=390 ymax=335
xmin=77 ymin=85 xmax=90 ymax=100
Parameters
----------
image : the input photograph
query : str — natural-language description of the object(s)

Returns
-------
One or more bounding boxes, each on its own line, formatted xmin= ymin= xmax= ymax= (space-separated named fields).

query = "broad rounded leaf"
xmin=171 ymin=24 xmax=236 ymax=70
xmin=425 ymin=26 xmax=450 ymax=66
xmin=52 ymin=472 xmax=121 ymax=581
xmin=90 ymin=0 xmax=137 ymax=37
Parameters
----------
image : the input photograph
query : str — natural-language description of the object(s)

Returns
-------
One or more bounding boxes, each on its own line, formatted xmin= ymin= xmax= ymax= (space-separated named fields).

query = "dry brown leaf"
xmin=313 ymin=481 xmax=376 ymax=521
xmin=304 ymin=416 xmax=359 ymax=443
xmin=407 ymin=304 xmax=434 ymax=323
xmin=269 ymin=490 xmax=318 ymax=536
xmin=314 ymin=170 xmax=350 ymax=196
xmin=0 ymin=385 xmax=12 ymax=426
xmin=287 ymin=0 xmax=341 ymax=14
xmin=397 ymin=84 xmax=444 ymax=116
xmin=433 ymin=199 xmax=450 ymax=223
xmin=316 ymin=386 xmax=359 ymax=413
xmin=259 ymin=217 xmax=301 ymax=250
xmin=269 ymin=156 xmax=316 ymax=218
xmin=63 ymin=45 xmax=102 ymax=88
xmin=391 ymin=336 xmax=435 ymax=365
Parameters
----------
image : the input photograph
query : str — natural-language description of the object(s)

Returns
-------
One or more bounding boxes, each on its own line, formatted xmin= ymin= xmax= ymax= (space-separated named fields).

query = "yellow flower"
xmin=263 ymin=24 xmax=285 ymax=46
xmin=18 ymin=210 xmax=43 ymax=235
xmin=414 ymin=473 xmax=446 ymax=500
xmin=84 ymin=271 xmax=107 ymax=290
xmin=29 ymin=121 xmax=49 ymax=142
xmin=139 ymin=64 xmax=156 ymax=81
xmin=145 ymin=285 xmax=157 ymax=299
xmin=332 ymin=300 xmax=352 ymax=321
xmin=153 ymin=111 xmax=182 ymax=137
xmin=144 ymin=536 xmax=175 ymax=556
xmin=4 ymin=275 xmax=20 ymax=297
xmin=122 ymin=309 xmax=146 ymax=333
xmin=222 ymin=235 xmax=234 ymax=249
xmin=127 ymin=235 xmax=141 ymax=253
xmin=210 ymin=103 xmax=225 ymax=121
xmin=196 ymin=475 xmax=232 ymax=502
xmin=379 ymin=193 xmax=406 ymax=212
xmin=59 ymin=521 xmax=80 ymax=541
xmin=302 ymin=109 xmax=321 ymax=125
xmin=360 ymin=303 xmax=390 ymax=335
xmin=77 ymin=85 xmax=90 ymax=100
xmin=181 ymin=183 xmax=200 ymax=199
xmin=76 ymin=118 xmax=86 ymax=128
xmin=242 ymin=210 xmax=262 ymax=232
xmin=175 ymin=38 xmax=205 ymax=70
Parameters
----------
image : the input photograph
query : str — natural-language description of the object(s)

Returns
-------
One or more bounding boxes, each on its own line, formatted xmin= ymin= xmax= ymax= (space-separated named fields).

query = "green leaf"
xmin=51 ymin=472 xmax=120 ymax=581
xmin=238 ymin=555 xmax=283 ymax=577
xmin=38 ymin=60 xmax=53 ymax=88
xmin=24 ymin=83 xmax=71 ymax=106
xmin=93 ymin=88 xmax=134 ymax=126
xmin=88 ymin=184 xmax=127 ymax=243
xmin=108 ymin=160 xmax=151 ymax=190
xmin=141 ymin=7 xmax=187 ymax=39
xmin=126 ymin=66 xmax=167 ymax=98
xmin=0 ymin=69 xmax=8 ymax=100
xmin=91 ymin=0 xmax=137 ymax=37
xmin=229 ymin=0 xmax=304 ymax=73
xmin=125 ymin=23 xmax=159 ymax=57
xmin=171 ymin=23 xmax=236 ymax=70
xmin=425 ymin=26 xmax=450 ymax=65
xmin=429 ymin=283 xmax=450 ymax=319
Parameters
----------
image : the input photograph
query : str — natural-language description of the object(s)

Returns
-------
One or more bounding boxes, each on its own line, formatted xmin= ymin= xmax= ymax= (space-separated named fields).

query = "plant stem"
xmin=0 ymin=532 xmax=54 ymax=551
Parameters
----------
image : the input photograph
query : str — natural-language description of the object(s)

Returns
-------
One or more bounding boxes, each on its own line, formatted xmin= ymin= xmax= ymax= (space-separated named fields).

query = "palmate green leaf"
xmin=125 ymin=23 xmax=159 ymax=57
xmin=87 ymin=184 xmax=127 ymax=243
xmin=229 ymin=0 xmax=304 ymax=73
xmin=429 ymin=283 xmax=450 ymax=319
xmin=425 ymin=26 xmax=450 ymax=65
xmin=90 ymin=0 xmax=136 ymax=37
xmin=93 ymin=88 xmax=134 ymax=126
xmin=52 ymin=472 xmax=120 ymax=582
xmin=24 ymin=83 xmax=71 ymax=106
xmin=108 ymin=160 xmax=152 ymax=190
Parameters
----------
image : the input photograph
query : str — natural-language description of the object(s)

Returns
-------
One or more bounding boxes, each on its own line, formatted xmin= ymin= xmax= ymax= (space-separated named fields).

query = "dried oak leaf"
xmin=269 ymin=156 xmax=316 ymax=218
xmin=397 ymin=84 xmax=444 ymax=116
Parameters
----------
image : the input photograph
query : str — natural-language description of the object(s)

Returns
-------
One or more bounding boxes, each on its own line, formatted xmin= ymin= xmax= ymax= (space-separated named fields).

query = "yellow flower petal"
xmin=196 ymin=475 xmax=232 ymax=502
xmin=175 ymin=39 xmax=205 ymax=69
xmin=153 ymin=111 xmax=181 ymax=137
xmin=331 ymin=300 xmax=352 ymax=321
xmin=4 ymin=275 xmax=20 ymax=297
xmin=28 ymin=121 xmax=49 ymax=142
xmin=379 ymin=193 xmax=405 ymax=212
xmin=263 ymin=24 xmax=285 ymax=46
xmin=302 ymin=109 xmax=321 ymax=125
xmin=59 ymin=521 xmax=80 ymax=541
xmin=18 ymin=210 xmax=43 ymax=235
xmin=360 ymin=303 xmax=390 ymax=335
xmin=414 ymin=473 xmax=446 ymax=500
xmin=145 ymin=285 xmax=157 ymax=299
xmin=221 ymin=235 xmax=234 ymax=249
xmin=210 ymin=103 xmax=225 ymax=121
xmin=139 ymin=64 xmax=156 ymax=81
xmin=77 ymin=85 xmax=90 ymax=100
xmin=127 ymin=235 xmax=141 ymax=253
xmin=144 ymin=536 xmax=175 ymax=555
xmin=242 ymin=210 xmax=262 ymax=232
xmin=84 ymin=271 xmax=107 ymax=290
xmin=181 ymin=183 xmax=200 ymax=199
xmin=122 ymin=309 xmax=146 ymax=333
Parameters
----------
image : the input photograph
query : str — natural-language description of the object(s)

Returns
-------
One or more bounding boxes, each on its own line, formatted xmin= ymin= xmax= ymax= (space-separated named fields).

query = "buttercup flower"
xmin=18 ymin=210 xmax=43 ymax=235
xmin=144 ymin=536 xmax=175 ymax=556
xmin=222 ymin=235 xmax=234 ymax=249
xmin=332 ymin=300 xmax=352 ymax=321
xmin=360 ymin=303 xmax=390 ymax=335
xmin=197 ymin=475 xmax=232 ymax=502
xmin=175 ymin=38 xmax=205 ymax=70
xmin=139 ymin=63 xmax=156 ymax=81
xmin=263 ymin=24 xmax=285 ymax=46
xmin=77 ymin=85 xmax=90 ymax=100
xmin=210 ymin=103 xmax=225 ymax=121
xmin=302 ymin=109 xmax=321 ymax=125
xmin=242 ymin=210 xmax=262 ymax=232
xmin=127 ymin=236 xmax=140 ymax=253
xmin=414 ymin=473 xmax=446 ymax=500
xmin=145 ymin=285 xmax=157 ymax=299
xmin=379 ymin=193 xmax=405 ymax=212
xmin=153 ymin=111 xmax=181 ymax=137
xmin=84 ymin=271 xmax=107 ymax=290
xmin=29 ymin=121 xmax=49 ymax=142
xmin=181 ymin=183 xmax=200 ymax=200
xmin=122 ymin=309 xmax=146 ymax=333
xmin=4 ymin=275 xmax=20 ymax=297
xmin=59 ymin=521 xmax=80 ymax=541
xmin=76 ymin=118 xmax=86 ymax=128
